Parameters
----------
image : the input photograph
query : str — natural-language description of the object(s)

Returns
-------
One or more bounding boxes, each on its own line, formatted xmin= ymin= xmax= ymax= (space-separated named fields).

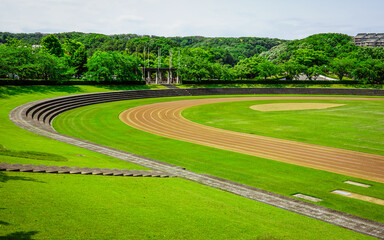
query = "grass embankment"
xmin=54 ymin=96 xmax=384 ymax=223
xmin=177 ymin=83 xmax=384 ymax=89
xmin=0 ymin=144 xmax=68 ymax=162
xmin=0 ymin=84 xmax=166 ymax=169
xmin=1 ymin=85 xmax=371 ymax=239
xmin=1 ymin=172 xmax=372 ymax=240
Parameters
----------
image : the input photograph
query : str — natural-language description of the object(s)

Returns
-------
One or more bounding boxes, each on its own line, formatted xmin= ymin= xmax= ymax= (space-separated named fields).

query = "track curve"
xmin=120 ymin=96 xmax=384 ymax=183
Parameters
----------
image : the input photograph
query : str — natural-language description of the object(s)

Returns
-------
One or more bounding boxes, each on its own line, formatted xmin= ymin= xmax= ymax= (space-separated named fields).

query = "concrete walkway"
xmin=161 ymin=84 xmax=180 ymax=89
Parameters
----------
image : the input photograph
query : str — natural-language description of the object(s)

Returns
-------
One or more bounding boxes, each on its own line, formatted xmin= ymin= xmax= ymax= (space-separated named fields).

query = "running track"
xmin=120 ymin=97 xmax=384 ymax=183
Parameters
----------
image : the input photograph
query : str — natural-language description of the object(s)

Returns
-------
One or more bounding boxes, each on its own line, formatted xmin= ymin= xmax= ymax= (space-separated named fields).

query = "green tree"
xmin=63 ymin=38 xmax=83 ymax=56
xmin=292 ymin=49 xmax=328 ymax=68
xmin=257 ymin=59 xmax=280 ymax=80
xmin=233 ymin=55 xmax=264 ymax=79
xmin=330 ymin=58 xmax=356 ymax=80
xmin=178 ymin=48 xmax=215 ymax=81
xmin=126 ymin=37 xmax=179 ymax=57
xmin=282 ymin=59 xmax=304 ymax=80
xmin=353 ymin=59 xmax=384 ymax=84
xmin=0 ymin=40 xmax=35 ymax=79
xmin=352 ymin=60 xmax=376 ymax=84
xmin=306 ymin=65 xmax=324 ymax=80
xmin=4 ymin=37 xmax=23 ymax=47
xmin=86 ymin=51 xmax=141 ymax=82
xmin=0 ymin=44 xmax=12 ymax=77
xmin=71 ymin=45 xmax=87 ymax=77
xmin=63 ymin=39 xmax=88 ymax=78
xmin=208 ymin=63 xmax=234 ymax=80
xmin=34 ymin=51 xmax=74 ymax=80
xmin=372 ymin=60 xmax=384 ymax=84
xmin=291 ymin=49 xmax=328 ymax=80
xmin=41 ymin=34 xmax=64 ymax=57
xmin=263 ymin=33 xmax=353 ymax=63
xmin=0 ymin=39 xmax=72 ymax=81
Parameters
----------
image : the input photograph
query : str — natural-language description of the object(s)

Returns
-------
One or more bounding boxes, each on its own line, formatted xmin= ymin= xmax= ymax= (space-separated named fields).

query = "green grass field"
xmin=53 ymin=95 xmax=384 ymax=224
xmin=1 ymin=171 xmax=372 ymax=240
xmin=2 ymin=85 xmax=378 ymax=239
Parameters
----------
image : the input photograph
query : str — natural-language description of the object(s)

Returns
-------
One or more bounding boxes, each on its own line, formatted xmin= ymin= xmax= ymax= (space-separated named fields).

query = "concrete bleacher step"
xmin=0 ymin=163 xmax=175 ymax=178
xmin=26 ymin=89 xmax=192 ymax=126
xmin=161 ymin=84 xmax=179 ymax=89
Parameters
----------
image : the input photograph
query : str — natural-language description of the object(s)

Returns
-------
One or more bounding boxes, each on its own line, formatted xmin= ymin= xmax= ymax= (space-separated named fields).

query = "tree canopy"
xmin=1 ymin=32 xmax=384 ymax=84
xmin=41 ymin=34 xmax=64 ymax=57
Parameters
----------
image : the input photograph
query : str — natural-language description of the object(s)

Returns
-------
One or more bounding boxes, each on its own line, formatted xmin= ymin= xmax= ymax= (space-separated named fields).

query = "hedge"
xmin=0 ymin=80 xmax=146 ymax=86
xmin=181 ymin=79 xmax=361 ymax=85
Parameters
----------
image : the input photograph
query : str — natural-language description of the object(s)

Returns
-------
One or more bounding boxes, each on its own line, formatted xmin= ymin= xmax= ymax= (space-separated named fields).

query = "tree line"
xmin=0 ymin=32 xmax=283 ymax=66
xmin=0 ymin=32 xmax=384 ymax=84
xmin=0 ymin=35 xmax=142 ymax=81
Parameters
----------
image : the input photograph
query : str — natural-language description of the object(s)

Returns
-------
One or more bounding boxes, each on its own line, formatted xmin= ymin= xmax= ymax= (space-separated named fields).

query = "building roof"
xmin=354 ymin=33 xmax=384 ymax=47
xmin=364 ymin=39 xmax=379 ymax=43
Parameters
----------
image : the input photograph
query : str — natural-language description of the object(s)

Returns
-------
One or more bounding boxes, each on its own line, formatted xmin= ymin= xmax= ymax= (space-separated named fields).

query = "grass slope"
xmin=0 ymin=85 xmax=167 ymax=169
xmin=1 ymin=171 xmax=372 ymax=240
xmin=1 ymin=85 xmax=372 ymax=239
xmin=53 ymin=96 xmax=384 ymax=223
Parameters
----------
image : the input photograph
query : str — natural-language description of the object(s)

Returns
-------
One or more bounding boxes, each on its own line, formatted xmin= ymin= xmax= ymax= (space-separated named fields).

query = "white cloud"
xmin=1 ymin=0 xmax=384 ymax=39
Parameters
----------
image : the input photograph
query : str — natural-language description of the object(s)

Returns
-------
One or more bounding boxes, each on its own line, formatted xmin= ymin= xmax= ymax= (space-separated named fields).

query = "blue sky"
xmin=1 ymin=0 xmax=384 ymax=39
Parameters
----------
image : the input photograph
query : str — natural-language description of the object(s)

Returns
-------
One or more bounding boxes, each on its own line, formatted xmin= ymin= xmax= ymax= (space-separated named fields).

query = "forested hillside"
xmin=0 ymin=32 xmax=284 ymax=65
xmin=0 ymin=32 xmax=383 ymax=84
xmin=259 ymin=33 xmax=384 ymax=82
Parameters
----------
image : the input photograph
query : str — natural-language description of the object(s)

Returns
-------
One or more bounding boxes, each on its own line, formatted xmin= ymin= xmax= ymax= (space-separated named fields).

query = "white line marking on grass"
xmin=332 ymin=190 xmax=384 ymax=206
xmin=332 ymin=190 xmax=352 ymax=196
xmin=344 ymin=181 xmax=371 ymax=188
xmin=292 ymin=194 xmax=323 ymax=202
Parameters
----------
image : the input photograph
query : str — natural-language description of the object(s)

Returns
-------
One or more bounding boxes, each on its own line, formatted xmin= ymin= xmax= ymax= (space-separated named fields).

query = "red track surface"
xmin=119 ymin=97 xmax=384 ymax=183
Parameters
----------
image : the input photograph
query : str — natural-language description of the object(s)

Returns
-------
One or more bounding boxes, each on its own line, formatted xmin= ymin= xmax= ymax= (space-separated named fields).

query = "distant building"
xmin=32 ymin=45 xmax=41 ymax=49
xmin=354 ymin=33 xmax=384 ymax=47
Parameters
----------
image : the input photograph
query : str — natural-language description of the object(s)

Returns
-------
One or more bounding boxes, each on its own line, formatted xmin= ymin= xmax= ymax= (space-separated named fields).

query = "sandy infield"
xmin=250 ymin=103 xmax=345 ymax=111
xmin=119 ymin=96 xmax=384 ymax=183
